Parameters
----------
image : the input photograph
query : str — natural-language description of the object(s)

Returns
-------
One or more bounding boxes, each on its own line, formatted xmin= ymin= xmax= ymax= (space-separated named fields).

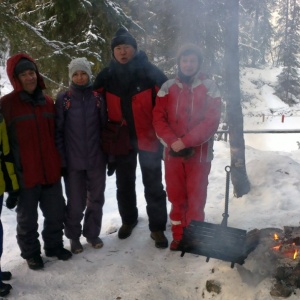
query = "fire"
xmin=273 ymin=245 xmax=281 ymax=251
xmin=293 ymin=249 xmax=298 ymax=260
xmin=274 ymin=233 xmax=279 ymax=241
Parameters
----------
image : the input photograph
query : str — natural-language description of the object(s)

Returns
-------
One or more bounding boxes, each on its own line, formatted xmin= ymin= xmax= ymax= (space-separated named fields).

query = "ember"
xmin=237 ymin=227 xmax=300 ymax=298
xmin=271 ymin=228 xmax=300 ymax=262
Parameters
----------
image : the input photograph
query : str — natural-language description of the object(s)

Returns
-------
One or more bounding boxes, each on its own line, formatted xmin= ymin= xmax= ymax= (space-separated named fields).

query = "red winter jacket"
xmin=93 ymin=51 xmax=168 ymax=153
xmin=153 ymin=73 xmax=222 ymax=162
xmin=0 ymin=53 xmax=61 ymax=188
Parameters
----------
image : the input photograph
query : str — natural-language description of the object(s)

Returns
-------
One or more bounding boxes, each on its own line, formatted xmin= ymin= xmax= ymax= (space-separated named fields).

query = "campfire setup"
xmin=237 ymin=227 xmax=300 ymax=298
xmin=179 ymin=166 xmax=300 ymax=298
xmin=180 ymin=166 xmax=248 ymax=268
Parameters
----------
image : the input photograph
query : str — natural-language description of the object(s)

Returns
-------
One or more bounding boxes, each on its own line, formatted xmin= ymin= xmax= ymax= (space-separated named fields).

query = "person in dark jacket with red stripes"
xmin=93 ymin=28 xmax=168 ymax=248
xmin=0 ymin=53 xmax=72 ymax=270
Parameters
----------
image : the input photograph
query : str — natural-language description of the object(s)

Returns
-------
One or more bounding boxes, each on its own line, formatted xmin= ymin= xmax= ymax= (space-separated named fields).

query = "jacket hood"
xmin=6 ymin=53 xmax=46 ymax=92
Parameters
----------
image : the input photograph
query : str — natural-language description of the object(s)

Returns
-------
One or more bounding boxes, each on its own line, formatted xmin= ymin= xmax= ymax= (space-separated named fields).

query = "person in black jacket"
xmin=93 ymin=28 xmax=168 ymax=248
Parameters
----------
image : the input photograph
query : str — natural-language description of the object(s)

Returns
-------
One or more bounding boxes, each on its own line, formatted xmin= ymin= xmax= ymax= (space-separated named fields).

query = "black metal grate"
xmin=180 ymin=220 xmax=247 ymax=268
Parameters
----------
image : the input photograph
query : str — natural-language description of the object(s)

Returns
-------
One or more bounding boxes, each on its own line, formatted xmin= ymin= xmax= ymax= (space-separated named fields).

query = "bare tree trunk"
xmin=223 ymin=0 xmax=250 ymax=197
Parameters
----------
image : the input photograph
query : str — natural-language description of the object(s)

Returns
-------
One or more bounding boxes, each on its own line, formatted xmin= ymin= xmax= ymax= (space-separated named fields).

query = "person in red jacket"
xmin=0 ymin=53 xmax=72 ymax=270
xmin=93 ymin=28 xmax=168 ymax=248
xmin=153 ymin=44 xmax=222 ymax=251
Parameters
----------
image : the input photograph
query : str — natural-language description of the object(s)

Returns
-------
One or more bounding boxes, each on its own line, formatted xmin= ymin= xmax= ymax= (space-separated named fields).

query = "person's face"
xmin=179 ymin=54 xmax=199 ymax=77
xmin=113 ymin=44 xmax=136 ymax=64
xmin=17 ymin=69 xmax=37 ymax=94
xmin=72 ymin=70 xmax=89 ymax=86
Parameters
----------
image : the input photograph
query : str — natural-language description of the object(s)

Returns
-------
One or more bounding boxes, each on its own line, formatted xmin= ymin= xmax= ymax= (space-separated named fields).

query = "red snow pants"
xmin=165 ymin=156 xmax=211 ymax=241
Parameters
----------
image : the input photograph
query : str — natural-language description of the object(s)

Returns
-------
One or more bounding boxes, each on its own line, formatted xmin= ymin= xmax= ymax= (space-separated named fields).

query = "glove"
xmin=6 ymin=190 xmax=20 ymax=209
xmin=61 ymin=167 xmax=68 ymax=177
xmin=107 ymin=162 xmax=117 ymax=176
xmin=169 ymin=147 xmax=195 ymax=159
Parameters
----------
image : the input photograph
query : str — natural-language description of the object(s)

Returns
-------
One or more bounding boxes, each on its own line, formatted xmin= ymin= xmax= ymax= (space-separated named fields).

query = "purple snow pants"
xmin=64 ymin=167 xmax=106 ymax=240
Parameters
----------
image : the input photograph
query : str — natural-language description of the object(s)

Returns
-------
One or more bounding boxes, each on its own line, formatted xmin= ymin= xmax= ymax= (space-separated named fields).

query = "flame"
xmin=274 ymin=233 xmax=279 ymax=240
xmin=273 ymin=245 xmax=280 ymax=251
xmin=293 ymin=249 xmax=298 ymax=260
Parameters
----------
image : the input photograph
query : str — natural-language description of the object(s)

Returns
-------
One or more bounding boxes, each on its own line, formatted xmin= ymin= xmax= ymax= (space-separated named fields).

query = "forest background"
xmin=0 ymin=0 xmax=299 ymax=196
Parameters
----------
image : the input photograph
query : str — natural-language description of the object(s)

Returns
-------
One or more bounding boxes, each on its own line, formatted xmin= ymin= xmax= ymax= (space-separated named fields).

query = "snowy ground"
xmin=1 ymin=66 xmax=300 ymax=299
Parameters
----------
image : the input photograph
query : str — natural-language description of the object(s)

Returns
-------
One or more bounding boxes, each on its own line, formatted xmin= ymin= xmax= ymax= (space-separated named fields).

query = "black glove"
xmin=169 ymin=147 xmax=195 ymax=159
xmin=61 ymin=167 xmax=68 ymax=177
xmin=107 ymin=162 xmax=117 ymax=176
xmin=6 ymin=190 xmax=20 ymax=209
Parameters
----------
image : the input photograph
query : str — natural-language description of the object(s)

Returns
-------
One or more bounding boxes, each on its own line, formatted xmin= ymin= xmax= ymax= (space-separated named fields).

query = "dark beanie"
xmin=14 ymin=58 xmax=37 ymax=76
xmin=111 ymin=28 xmax=137 ymax=51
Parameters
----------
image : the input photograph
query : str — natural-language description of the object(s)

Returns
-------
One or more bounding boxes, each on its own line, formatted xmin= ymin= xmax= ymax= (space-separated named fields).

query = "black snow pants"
xmin=115 ymin=149 xmax=167 ymax=232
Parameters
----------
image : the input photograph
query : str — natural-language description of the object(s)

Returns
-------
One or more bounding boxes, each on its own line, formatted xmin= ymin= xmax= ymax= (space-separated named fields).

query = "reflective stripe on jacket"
xmin=0 ymin=115 xmax=19 ymax=194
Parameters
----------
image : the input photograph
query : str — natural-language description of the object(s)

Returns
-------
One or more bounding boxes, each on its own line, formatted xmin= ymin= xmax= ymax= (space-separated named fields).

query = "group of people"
xmin=0 ymin=27 xmax=221 ymax=297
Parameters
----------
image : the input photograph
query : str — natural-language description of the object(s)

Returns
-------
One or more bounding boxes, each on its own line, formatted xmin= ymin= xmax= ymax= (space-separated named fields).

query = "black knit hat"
xmin=111 ymin=28 xmax=137 ymax=51
xmin=14 ymin=58 xmax=37 ymax=76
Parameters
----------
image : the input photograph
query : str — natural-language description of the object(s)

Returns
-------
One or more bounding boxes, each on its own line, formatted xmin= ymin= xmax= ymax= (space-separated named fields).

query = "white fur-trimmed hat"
xmin=68 ymin=57 xmax=92 ymax=81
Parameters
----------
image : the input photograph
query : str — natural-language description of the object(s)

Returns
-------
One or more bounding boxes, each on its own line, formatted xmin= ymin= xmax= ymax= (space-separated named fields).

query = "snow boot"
xmin=70 ymin=239 xmax=83 ymax=254
xmin=86 ymin=237 xmax=103 ymax=249
xmin=118 ymin=220 xmax=138 ymax=239
xmin=150 ymin=231 xmax=168 ymax=248
xmin=45 ymin=247 xmax=72 ymax=261
xmin=26 ymin=255 xmax=44 ymax=270
xmin=170 ymin=240 xmax=182 ymax=251
xmin=0 ymin=282 xmax=12 ymax=297
xmin=1 ymin=271 xmax=12 ymax=281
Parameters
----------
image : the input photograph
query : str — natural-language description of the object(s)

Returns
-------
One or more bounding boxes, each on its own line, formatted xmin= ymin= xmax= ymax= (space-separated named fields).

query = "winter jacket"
xmin=55 ymin=85 xmax=106 ymax=171
xmin=93 ymin=50 xmax=168 ymax=153
xmin=0 ymin=53 xmax=61 ymax=188
xmin=153 ymin=73 xmax=222 ymax=162
xmin=0 ymin=115 xmax=19 ymax=195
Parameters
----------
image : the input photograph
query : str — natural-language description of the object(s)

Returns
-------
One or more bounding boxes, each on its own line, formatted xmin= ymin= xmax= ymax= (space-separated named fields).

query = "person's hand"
xmin=6 ymin=190 xmax=20 ymax=209
xmin=107 ymin=162 xmax=117 ymax=176
xmin=61 ymin=167 xmax=68 ymax=177
xmin=171 ymin=139 xmax=185 ymax=152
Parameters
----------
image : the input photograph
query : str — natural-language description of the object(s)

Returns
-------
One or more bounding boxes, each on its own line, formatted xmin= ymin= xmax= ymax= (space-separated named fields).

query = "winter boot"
xmin=118 ymin=220 xmax=138 ymax=239
xmin=150 ymin=231 xmax=168 ymax=248
xmin=86 ymin=237 xmax=104 ymax=249
xmin=170 ymin=240 xmax=182 ymax=251
xmin=0 ymin=282 xmax=12 ymax=297
xmin=70 ymin=239 xmax=83 ymax=254
xmin=26 ymin=255 xmax=44 ymax=270
xmin=1 ymin=271 xmax=12 ymax=281
xmin=45 ymin=247 xmax=72 ymax=261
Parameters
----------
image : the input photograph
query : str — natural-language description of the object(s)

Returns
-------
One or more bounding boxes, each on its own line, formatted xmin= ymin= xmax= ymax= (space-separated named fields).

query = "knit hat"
xmin=177 ymin=43 xmax=203 ymax=67
xmin=111 ymin=28 xmax=137 ymax=51
xmin=14 ymin=58 xmax=37 ymax=76
xmin=68 ymin=57 xmax=92 ymax=81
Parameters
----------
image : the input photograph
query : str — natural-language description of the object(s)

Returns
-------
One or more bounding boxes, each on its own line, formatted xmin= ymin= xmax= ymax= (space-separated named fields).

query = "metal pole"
xmin=217 ymin=129 xmax=300 ymax=134
xmin=221 ymin=166 xmax=231 ymax=227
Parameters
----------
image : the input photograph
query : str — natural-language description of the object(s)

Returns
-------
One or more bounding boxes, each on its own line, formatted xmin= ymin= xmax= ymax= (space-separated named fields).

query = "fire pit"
xmin=237 ymin=227 xmax=300 ymax=298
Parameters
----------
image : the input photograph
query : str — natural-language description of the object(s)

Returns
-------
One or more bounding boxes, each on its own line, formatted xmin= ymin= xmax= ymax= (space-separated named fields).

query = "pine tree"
xmin=275 ymin=0 xmax=300 ymax=104
xmin=239 ymin=0 xmax=275 ymax=67
xmin=0 ymin=0 xmax=135 ymax=96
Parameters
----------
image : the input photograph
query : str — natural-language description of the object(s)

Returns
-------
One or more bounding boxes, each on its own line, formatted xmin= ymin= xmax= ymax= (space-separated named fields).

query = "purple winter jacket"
xmin=55 ymin=84 xmax=106 ymax=171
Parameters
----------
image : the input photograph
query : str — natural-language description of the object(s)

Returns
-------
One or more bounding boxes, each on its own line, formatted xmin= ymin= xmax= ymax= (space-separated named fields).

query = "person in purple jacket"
xmin=55 ymin=57 xmax=107 ymax=254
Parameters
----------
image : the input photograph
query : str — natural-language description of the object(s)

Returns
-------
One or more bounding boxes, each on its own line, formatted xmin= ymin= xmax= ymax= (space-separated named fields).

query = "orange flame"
xmin=274 ymin=233 xmax=279 ymax=240
xmin=273 ymin=245 xmax=280 ymax=251
xmin=293 ymin=249 xmax=298 ymax=260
